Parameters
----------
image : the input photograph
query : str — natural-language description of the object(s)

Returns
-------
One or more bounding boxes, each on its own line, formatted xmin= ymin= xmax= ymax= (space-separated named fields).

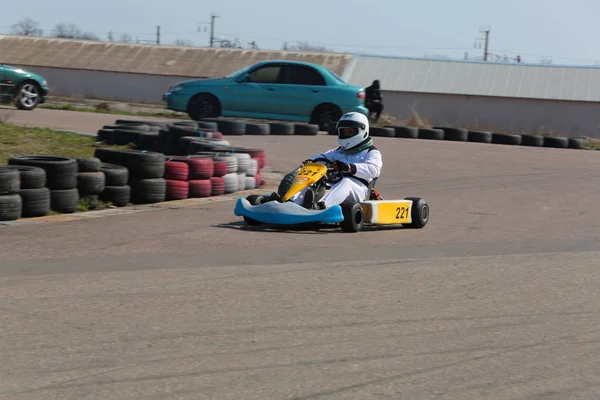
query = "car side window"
xmin=285 ymin=66 xmax=326 ymax=86
xmin=247 ymin=66 xmax=282 ymax=83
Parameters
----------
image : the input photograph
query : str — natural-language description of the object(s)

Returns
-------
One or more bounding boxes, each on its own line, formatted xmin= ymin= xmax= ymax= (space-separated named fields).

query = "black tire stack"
xmin=8 ymin=156 xmax=80 ymax=214
xmin=76 ymin=158 xmax=106 ymax=210
xmin=94 ymin=148 xmax=166 ymax=204
xmin=0 ymin=167 xmax=23 ymax=221
xmin=98 ymin=163 xmax=131 ymax=207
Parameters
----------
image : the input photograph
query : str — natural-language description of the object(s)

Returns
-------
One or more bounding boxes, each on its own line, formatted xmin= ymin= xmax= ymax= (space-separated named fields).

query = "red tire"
xmin=189 ymin=179 xmax=212 ymax=198
xmin=186 ymin=157 xmax=214 ymax=180
xmin=209 ymin=177 xmax=225 ymax=196
xmin=212 ymin=160 xmax=228 ymax=177
xmin=211 ymin=131 xmax=223 ymax=139
xmin=254 ymin=171 xmax=262 ymax=187
xmin=254 ymin=155 xmax=266 ymax=169
xmin=164 ymin=161 xmax=189 ymax=181
xmin=166 ymin=179 xmax=189 ymax=200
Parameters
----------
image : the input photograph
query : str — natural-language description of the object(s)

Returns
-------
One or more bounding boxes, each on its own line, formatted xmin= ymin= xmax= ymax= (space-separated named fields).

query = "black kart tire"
xmin=391 ymin=126 xmax=419 ymax=138
xmin=245 ymin=123 xmax=270 ymax=135
xmin=78 ymin=172 xmax=106 ymax=196
xmin=418 ymin=128 xmax=444 ymax=140
xmin=5 ymin=165 xmax=46 ymax=189
xmin=94 ymin=148 xmax=165 ymax=180
xmin=8 ymin=155 xmax=78 ymax=190
xmin=404 ymin=197 xmax=429 ymax=229
xmin=269 ymin=122 xmax=295 ymax=135
xmin=492 ymin=133 xmax=522 ymax=145
xmin=99 ymin=185 xmax=131 ymax=207
xmin=0 ymin=167 xmax=20 ymax=194
xmin=129 ymin=178 xmax=166 ymax=204
xmin=77 ymin=157 xmax=102 ymax=172
xmin=20 ymin=187 xmax=50 ymax=218
xmin=294 ymin=124 xmax=319 ymax=136
xmin=243 ymin=194 xmax=265 ymax=225
xmin=0 ymin=193 xmax=22 ymax=221
xmin=340 ymin=202 xmax=364 ymax=232
xmin=521 ymin=134 xmax=544 ymax=147
xmin=370 ymin=127 xmax=395 ymax=137
xmin=50 ymin=188 xmax=79 ymax=213
xmin=468 ymin=130 xmax=492 ymax=143
xmin=544 ymin=136 xmax=569 ymax=148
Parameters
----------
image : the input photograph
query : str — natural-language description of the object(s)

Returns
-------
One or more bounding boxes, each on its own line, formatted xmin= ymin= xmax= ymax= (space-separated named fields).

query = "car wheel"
xmin=340 ymin=202 xmax=364 ymax=233
xmin=15 ymin=81 xmax=41 ymax=110
xmin=311 ymin=104 xmax=342 ymax=132
xmin=243 ymin=194 xmax=265 ymax=225
xmin=187 ymin=94 xmax=220 ymax=120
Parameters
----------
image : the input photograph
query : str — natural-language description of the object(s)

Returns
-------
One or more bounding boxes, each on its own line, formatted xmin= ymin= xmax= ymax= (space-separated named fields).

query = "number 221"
xmin=395 ymin=206 xmax=408 ymax=219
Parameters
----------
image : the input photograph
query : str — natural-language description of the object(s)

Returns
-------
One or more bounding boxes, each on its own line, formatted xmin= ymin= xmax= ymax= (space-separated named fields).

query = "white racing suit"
xmin=290 ymin=144 xmax=383 ymax=209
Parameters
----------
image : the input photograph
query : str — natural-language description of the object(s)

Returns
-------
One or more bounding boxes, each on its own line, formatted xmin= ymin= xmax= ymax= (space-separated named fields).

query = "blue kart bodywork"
xmin=234 ymin=197 xmax=344 ymax=225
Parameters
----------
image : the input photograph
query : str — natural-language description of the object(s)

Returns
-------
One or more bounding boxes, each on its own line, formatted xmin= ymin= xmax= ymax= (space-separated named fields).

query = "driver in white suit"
xmin=290 ymin=112 xmax=383 ymax=209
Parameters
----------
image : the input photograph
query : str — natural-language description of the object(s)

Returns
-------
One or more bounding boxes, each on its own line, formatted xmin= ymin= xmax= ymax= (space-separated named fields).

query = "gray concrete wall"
xmin=381 ymin=91 xmax=600 ymax=138
xmin=12 ymin=65 xmax=189 ymax=104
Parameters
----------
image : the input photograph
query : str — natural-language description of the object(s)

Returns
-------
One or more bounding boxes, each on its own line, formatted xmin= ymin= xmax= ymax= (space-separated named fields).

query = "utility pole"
xmin=199 ymin=13 xmax=220 ymax=47
xmin=474 ymin=26 xmax=491 ymax=61
xmin=156 ymin=25 xmax=160 ymax=45
xmin=210 ymin=13 xmax=219 ymax=47
xmin=482 ymin=27 xmax=490 ymax=61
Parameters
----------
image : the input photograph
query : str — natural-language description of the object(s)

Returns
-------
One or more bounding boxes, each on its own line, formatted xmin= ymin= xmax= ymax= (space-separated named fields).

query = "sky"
xmin=1 ymin=0 xmax=599 ymax=66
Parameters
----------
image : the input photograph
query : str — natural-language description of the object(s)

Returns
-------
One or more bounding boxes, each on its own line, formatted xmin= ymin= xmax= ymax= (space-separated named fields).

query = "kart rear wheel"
xmin=403 ymin=197 xmax=429 ymax=228
xmin=340 ymin=202 xmax=364 ymax=232
xmin=243 ymin=194 xmax=265 ymax=225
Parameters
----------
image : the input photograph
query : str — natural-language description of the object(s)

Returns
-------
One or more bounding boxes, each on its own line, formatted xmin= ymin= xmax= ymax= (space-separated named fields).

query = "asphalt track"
xmin=2 ymin=107 xmax=600 ymax=399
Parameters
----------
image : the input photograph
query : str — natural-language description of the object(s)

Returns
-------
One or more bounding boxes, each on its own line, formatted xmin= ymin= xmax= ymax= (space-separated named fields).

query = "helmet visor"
xmin=336 ymin=119 xmax=364 ymax=139
xmin=338 ymin=127 xmax=359 ymax=139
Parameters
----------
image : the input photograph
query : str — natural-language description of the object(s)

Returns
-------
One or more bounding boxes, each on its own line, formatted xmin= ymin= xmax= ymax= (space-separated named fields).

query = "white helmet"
xmin=335 ymin=112 xmax=370 ymax=150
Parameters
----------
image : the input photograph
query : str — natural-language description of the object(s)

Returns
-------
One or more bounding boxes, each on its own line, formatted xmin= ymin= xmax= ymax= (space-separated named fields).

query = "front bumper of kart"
xmin=234 ymin=197 xmax=344 ymax=225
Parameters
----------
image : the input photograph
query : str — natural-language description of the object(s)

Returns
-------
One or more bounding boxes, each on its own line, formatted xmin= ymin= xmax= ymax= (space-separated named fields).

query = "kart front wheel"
xmin=243 ymin=194 xmax=265 ymax=226
xmin=340 ymin=202 xmax=364 ymax=233
xmin=403 ymin=197 xmax=429 ymax=228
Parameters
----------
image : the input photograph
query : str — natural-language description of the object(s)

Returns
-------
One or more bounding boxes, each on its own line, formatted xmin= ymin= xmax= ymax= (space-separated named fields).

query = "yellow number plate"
xmin=362 ymin=200 xmax=412 ymax=224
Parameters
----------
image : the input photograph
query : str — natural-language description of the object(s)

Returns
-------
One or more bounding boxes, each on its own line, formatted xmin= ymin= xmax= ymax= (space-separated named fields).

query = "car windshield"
xmin=225 ymin=65 xmax=252 ymax=78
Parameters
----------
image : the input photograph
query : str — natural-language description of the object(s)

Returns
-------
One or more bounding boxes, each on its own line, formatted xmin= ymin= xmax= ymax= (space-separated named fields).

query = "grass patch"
xmin=583 ymin=141 xmax=600 ymax=150
xmin=0 ymin=122 xmax=128 ymax=164
xmin=39 ymin=103 xmax=190 ymax=120
xmin=77 ymin=198 xmax=113 ymax=211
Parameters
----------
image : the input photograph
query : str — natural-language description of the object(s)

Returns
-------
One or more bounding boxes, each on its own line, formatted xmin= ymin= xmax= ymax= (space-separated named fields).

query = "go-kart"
xmin=233 ymin=159 xmax=429 ymax=232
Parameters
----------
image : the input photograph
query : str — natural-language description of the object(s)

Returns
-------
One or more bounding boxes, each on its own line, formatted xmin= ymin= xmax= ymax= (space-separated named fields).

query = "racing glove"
xmin=333 ymin=160 xmax=356 ymax=175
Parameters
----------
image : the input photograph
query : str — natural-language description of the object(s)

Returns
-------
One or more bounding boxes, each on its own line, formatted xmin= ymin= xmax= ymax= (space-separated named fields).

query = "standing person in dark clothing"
xmin=364 ymin=79 xmax=384 ymax=122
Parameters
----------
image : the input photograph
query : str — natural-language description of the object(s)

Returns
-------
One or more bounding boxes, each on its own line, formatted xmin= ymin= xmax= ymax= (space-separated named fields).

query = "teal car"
xmin=0 ymin=64 xmax=48 ymax=110
xmin=162 ymin=60 xmax=368 ymax=130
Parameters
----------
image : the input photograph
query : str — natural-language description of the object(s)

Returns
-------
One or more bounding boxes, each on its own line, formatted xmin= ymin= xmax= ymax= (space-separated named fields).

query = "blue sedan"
xmin=162 ymin=60 xmax=369 ymax=130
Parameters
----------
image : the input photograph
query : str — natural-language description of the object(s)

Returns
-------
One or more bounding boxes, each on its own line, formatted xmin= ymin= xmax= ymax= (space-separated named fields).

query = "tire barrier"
xmin=96 ymin=119 xmax=320 ymax=150
xmin=96 ymin=117 xmax=589 ymax=150
xmin=408 ymin=125 xmax=586 ymax=149
xmin=162 ymin=149 xmax=266 ymax=200
xmin=0 ymin=121 xmax=269 ymax=221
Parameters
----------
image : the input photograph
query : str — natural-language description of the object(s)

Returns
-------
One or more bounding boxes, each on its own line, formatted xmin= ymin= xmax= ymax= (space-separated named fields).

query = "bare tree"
xmin=51 ymin=22 xmax=99 ymax=41
xmin=52 ymin=22 xmax=81 ymax=38
xmin=174 ymin=39 xmax=193 ymax=46
xmin=119 ymin=33 xmax=133 ymax=43
xmin=10 ymin=17 xmax=43 ymax=36
xmin=107 ymin=31 xmax=115 ymax=42
xmin=283 ymin=41 xmax=332 ymax=53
